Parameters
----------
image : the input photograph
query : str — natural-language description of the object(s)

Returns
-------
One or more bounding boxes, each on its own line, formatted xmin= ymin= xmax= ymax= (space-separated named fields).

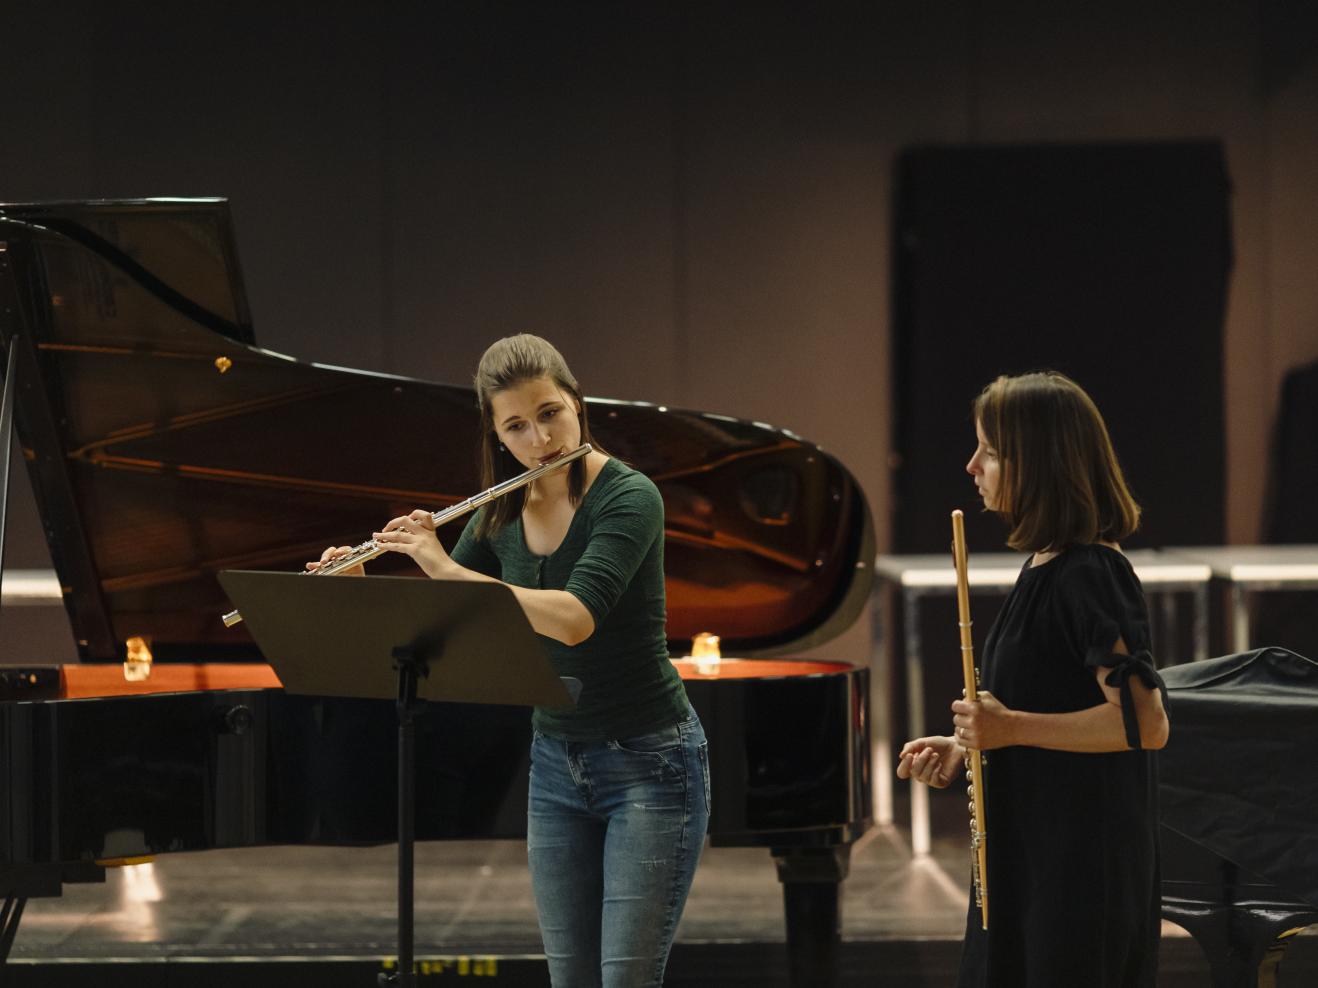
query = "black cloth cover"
xmin=1160 ymin=647 xmax=1318 ymax=909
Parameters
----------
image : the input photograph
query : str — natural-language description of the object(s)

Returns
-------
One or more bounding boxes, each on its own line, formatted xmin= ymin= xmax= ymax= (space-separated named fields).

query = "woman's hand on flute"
xmin=306 ymin=545 xmax=364 ymax=577
xmin=374 ymin=510 xmax=455 ymax=578
xmin=897 ymin=735 xmax=965 ymax=789
xmin=951 ymin=691 xmax=1015 ymax=750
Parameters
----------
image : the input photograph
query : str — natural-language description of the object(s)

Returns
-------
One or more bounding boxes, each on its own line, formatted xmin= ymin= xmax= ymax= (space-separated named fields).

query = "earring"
xmin=498 ymin=443 xmax=506 ymax=453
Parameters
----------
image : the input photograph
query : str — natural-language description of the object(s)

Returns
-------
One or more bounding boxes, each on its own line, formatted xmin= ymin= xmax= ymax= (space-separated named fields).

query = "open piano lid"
xmin=0 ymin=198 xmax=873 ymax=663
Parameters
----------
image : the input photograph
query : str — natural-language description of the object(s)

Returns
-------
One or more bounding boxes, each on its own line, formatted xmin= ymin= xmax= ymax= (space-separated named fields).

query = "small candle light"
xmin=123 ymin=635 xmax=153 ymax=682
xmin=691 ymin=632 xmax=721 ymax=676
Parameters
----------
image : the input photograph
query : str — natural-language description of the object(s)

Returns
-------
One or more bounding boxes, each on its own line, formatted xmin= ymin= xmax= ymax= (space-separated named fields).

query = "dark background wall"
xmin=4 ymin=2 xmax=1318 ymax=672
xmin=892 ymin=142 xmax=1232 ymax=554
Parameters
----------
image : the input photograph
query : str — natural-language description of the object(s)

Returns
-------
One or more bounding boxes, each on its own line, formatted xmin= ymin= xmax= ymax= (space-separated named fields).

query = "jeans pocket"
xmin=614 ymin=722 xmax=682 ymax=755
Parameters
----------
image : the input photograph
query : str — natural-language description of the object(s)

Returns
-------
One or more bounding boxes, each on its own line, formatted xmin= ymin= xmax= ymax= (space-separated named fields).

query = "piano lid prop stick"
xmin=220 ymin=443 xmax=592 ymax=628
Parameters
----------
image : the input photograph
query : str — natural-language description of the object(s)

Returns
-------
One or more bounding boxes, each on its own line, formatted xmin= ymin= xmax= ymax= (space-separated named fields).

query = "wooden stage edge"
xmin=5 ymin=938 xmax=1318 ymax=988
xmin=54 ymin=657 xmax=851 ymax=699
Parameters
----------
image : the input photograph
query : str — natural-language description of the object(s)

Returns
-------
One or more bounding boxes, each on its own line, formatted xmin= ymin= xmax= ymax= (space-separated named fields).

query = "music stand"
xmin=218 ymin=570 xmax=577 ymax=988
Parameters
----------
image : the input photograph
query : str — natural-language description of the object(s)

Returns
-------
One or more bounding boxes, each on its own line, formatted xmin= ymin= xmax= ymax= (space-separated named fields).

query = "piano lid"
xmin=0 ymin=198 xmax=873 ymax=662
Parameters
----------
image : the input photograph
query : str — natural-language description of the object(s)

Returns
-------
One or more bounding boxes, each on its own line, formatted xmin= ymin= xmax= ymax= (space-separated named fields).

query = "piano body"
xmin=0 ymin=199 xmax=874 ymax=984
xmin=1160 ymin=647 xmax=1318 ymax=988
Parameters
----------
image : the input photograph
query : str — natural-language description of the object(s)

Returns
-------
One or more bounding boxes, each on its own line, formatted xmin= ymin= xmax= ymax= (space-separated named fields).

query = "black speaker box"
xmin=1256 ymin=360 xmax=1318 ymax=661
xmin=893 ymin=141 xmax=1232 ymax=554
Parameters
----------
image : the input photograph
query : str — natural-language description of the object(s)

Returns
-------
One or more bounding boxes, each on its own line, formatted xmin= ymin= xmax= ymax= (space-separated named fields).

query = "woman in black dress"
xmin=897 ymin=371 xmax=1170 ymax=988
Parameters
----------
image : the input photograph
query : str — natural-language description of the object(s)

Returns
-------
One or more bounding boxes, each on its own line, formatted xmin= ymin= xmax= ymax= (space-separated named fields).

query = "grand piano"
xmin=0 ymin=199 xmax=874 ymax=985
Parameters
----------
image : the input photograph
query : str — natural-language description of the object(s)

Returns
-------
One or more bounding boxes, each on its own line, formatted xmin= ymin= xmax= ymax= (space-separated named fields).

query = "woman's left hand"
xmin=951 ymin=691 xmax=1017 ymax=751
xmin=373 ymin=510 xmax=455 ymax=578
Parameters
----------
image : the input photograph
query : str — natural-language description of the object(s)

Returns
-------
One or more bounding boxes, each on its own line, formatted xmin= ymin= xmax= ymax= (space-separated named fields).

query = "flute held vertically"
xmin=952 ymin=508 xmax=990 ymax=930
xmin=220 ymin=443 xmax=593 ymax=628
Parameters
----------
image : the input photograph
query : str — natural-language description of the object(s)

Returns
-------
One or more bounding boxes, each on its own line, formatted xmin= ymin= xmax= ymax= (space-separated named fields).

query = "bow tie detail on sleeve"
xmin=1099 ymin=649 xmax=1168 ymax=750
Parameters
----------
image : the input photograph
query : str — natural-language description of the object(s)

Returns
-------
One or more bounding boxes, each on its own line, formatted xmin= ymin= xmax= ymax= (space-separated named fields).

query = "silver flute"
xmin=220 ymin=443 xmax=592 ymax=628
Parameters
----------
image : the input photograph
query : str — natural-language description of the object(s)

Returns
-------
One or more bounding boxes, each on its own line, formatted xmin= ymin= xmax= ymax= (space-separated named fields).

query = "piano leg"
xmin=1258 ymin=939 xmax=1286 ymax=988
xmin=1 ymin=896 xmax=26 ymax=964
xmin=772 ymin=845 xmax=851 ymax=988
xmin=1166 ymin=902 xmax=1312 ymax=988
xmin=1256 ymin=926 xmax=1314 ymax=988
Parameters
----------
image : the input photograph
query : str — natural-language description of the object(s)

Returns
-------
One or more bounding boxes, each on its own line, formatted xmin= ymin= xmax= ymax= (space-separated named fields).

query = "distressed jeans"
xmin=527 ymin=711 xmax=710 ymax=988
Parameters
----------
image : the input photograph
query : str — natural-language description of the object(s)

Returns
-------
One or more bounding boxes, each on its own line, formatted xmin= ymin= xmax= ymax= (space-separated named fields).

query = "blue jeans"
xmin=527 ymin=711 xmax=710 ymax=988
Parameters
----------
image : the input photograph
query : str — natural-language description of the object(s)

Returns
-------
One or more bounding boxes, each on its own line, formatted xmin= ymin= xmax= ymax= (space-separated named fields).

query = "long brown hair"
xmin=472 ymin=334 xmax=605 ymax=540
xmin=973 ymin=371 xmax=1140 ymax=553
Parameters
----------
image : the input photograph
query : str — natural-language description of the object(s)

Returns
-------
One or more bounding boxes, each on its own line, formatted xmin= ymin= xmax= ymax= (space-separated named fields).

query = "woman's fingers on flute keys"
xmin=952 ymin=691 xmax=1010 ymax=750
xmin=307 ymin=545 xmax=355 ymax=572
xmin=380 ymin=514 xmax=433 ymax=540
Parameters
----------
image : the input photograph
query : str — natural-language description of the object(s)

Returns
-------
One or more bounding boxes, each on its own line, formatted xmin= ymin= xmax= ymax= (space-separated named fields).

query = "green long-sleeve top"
xmin=450 ymin=457 xmax=689 ymax=741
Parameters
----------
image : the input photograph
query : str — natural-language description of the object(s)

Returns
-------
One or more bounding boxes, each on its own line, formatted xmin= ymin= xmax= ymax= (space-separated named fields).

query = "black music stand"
xmin=218 ymin=570 xmax=577 ymax=988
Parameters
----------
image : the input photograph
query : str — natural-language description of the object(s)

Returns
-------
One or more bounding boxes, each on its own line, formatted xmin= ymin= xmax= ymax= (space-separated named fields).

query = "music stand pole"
xmin=390 ymin=644 xmax=426 ymax=988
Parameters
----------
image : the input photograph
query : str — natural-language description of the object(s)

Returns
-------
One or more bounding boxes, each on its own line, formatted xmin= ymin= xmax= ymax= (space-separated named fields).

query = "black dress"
xmin=956 ymin=544 xmax=1163 ymax=988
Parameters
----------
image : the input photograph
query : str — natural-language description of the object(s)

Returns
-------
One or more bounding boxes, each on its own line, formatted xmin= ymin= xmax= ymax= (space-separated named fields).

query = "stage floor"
xmin=7 ymin=799 xmax=1317 ymax=986
xmin=9 ymin=826 xmax=969 ymax=959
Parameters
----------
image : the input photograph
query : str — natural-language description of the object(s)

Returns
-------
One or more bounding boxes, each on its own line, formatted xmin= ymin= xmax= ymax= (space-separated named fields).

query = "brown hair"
xmin=973 ymin=371 xmax=1140 ymax=553
xmin=472 ymin=334 xmax=604 ymax=540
